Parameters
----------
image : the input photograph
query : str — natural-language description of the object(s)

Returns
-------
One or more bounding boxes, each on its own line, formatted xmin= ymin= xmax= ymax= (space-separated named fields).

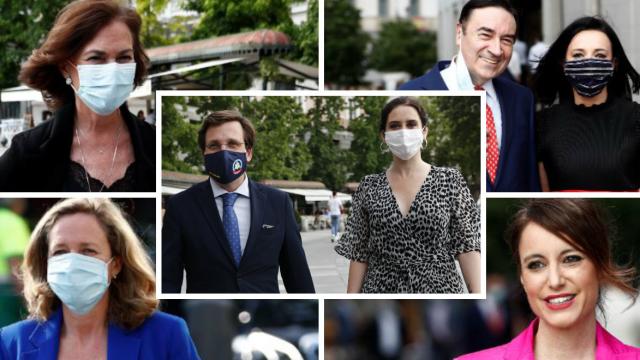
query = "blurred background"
xmin=0 ymin=198 xmax=319 ymax=360
xmin=161 ymin=95 xmax=480 ymax=292
xmin=324 ymin=198 xmax=640 ymax=359
xmin=325 ymin=0 xmax=640 ymax=93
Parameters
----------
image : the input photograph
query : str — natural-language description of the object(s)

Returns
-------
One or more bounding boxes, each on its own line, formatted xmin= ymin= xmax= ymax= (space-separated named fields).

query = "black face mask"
xmin=204 ymin=150 xmax=247 ymax=184
xmin=564 ymin=58 xmax=614 ymax=97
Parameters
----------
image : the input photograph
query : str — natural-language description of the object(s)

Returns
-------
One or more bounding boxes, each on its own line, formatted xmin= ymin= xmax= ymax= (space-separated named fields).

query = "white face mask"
xmin=69 ymin=62 xmax=136 ymax=116
xmin=456 ymin=34 xmax=475 ymax=90
xmin=47 ymin=252 xmax=113 ymax=315
xmin=384 ymin=129 xmax=425 ymax=160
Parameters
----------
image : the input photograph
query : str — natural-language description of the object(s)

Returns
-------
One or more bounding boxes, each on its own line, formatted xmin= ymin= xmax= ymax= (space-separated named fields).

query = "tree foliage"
xmin=161 ymin=96 xmax=202 ymax=173
xmin=425 ymin=96 xmax=481 ymax=195
xmin=162 ymin=95 xmax=480 ymax=195
xmin=369 ymin=21 xmax=437 ymax=77
xmin=0 ymin=0 xmax=68 ymax=89
xmin=324 ymin=0 xmax=368 ymax=86
xmin=184 ymin=0 xmax=294 ymax=39
xmin=302 ymin=97 xmax=349 ymax=190
xmin=347 ymin=97 xmax=391 ymax=181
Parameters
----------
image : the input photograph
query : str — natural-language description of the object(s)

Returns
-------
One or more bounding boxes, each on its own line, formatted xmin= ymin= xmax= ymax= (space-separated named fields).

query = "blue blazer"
xmin=400 ymin=61 xmax=541 ymax=192
xmin=0 ymin=309 xmax=200 ymax=360
xmin=162 ymin=179 xmax=315 ymax=293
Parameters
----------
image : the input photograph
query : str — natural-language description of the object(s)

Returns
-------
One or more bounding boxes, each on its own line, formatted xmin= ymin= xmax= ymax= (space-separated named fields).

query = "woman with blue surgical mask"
xmin=0 ymin=0 xmax=155 ymax=192
xmin=0 ymin=198 xmax=201 ymax=360
xmin=533 ymin=17 xmax=640 ymax=192
xmin=335 ymin=96 xmax=481 ymax=294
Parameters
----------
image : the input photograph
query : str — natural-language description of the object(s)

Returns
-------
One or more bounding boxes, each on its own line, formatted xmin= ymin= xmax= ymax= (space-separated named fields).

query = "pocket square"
xmin=262 ymin=224 xmax=275 ymax=229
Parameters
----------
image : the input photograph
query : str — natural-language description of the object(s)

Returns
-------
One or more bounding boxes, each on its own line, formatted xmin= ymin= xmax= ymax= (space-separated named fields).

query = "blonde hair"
xmin=22 ymin=198 xmax=158 ymax=329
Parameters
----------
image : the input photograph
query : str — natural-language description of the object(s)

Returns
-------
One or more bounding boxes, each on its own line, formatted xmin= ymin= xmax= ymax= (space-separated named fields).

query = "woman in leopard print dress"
xmin=335 ymin=97 xmax=480 ymax=293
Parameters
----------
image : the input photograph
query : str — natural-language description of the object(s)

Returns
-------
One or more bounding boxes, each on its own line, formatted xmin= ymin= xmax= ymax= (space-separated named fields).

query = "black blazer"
xmin=162 ymin=179 xmax=315 ymax=293
xmin=0 ymin=102 xmax=155 ymax=191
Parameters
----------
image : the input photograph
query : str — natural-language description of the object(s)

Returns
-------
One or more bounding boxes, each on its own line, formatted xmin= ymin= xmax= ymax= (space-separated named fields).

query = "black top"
xmin=537 ymin=97 xmax=640 ymax=191
xmin=0 ymin=102 xmax=155 ymax=192
xmin=335 ymin=167 xmax=480 ymax=293
xmin=64 ymin=161 xmax=137 ymax=192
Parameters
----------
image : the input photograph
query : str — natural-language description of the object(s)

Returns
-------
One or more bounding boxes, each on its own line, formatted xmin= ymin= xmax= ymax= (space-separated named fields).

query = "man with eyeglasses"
xmin=162 ymin=110 xmax=315 ymax=293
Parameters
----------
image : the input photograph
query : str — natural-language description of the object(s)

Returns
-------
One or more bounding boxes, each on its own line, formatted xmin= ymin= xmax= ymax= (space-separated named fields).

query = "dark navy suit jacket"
xmin=400 ymin=61 xmax=540 ymax=192
xmin=162 ymin=179 xmax=315 ymax=293
xmin=0 ymin=309 xmax=200 ymax=360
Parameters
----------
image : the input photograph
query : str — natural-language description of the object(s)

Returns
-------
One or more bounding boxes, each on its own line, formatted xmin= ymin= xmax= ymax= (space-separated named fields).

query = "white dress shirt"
xmin=210 ymin=175 xmax=251 ymax=253
xmin=441 ymin=53 xmax=503 ymax=148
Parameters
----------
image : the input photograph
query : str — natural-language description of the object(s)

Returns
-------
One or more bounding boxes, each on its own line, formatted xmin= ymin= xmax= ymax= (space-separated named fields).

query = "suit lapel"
xmin=492 ymin=79 xmax=512 ymax=189
xmin=241 ymin=180 xmax=264 ymax=267
xmin=193 ymin=180 xmax=237 ymax=267
xmin=107 ymin=323 xmax=141 ymax=360
xmin=24 ymin=309 xmax=62 ymax=360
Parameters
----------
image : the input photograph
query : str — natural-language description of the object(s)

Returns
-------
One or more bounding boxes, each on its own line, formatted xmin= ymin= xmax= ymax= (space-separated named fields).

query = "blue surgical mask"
xmin=69 ymin=62 xmax=136 ymax=115
xmin=563 ymin=58 xmax=614 ymax=97
xmin=47 ymin=253 xmax=113 ymax=315
xmin=205 ymin=150 xmax=247 ymax=184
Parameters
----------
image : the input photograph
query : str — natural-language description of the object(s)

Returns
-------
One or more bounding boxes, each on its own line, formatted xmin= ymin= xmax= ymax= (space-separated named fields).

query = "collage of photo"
xmin=0 ymin=0 xmax=639 ymax=359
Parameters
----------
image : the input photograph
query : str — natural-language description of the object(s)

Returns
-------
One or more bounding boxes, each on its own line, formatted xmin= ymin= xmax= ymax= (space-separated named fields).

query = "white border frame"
xmin=155 ymin=89 xmax=487 ymax=301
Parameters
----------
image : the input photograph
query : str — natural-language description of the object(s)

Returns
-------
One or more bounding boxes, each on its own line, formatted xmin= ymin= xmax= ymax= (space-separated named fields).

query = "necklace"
xmin=74 ymin=123 xmax=123 ymax=192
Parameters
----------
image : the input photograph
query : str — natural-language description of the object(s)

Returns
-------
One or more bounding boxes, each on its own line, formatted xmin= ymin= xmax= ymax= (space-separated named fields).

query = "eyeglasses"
xmin=206 ymin=141 xmax=246 ymax=152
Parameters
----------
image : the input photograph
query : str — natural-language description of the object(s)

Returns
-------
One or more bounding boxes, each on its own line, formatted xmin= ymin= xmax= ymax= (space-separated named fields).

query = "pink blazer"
xmin=456 ymin=318 xmax=640 ymax=360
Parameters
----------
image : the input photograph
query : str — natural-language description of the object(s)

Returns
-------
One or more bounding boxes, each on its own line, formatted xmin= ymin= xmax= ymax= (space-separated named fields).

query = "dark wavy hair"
xmin=533 ymin=16 xmax=640 ymax=105
xmin=379 ymin=97 xmax=428 ymax=133
xmin=458 ymin=0 xmax=518 ymax=31
xmin=18 ymin=0 xmax=149 ymax=110
xmin=506 ymin=199 xmax=637 ymax=313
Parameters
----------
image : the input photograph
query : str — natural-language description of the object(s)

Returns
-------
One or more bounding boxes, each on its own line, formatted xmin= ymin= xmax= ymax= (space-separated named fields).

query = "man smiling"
xmin=401 ymin=0 xmax=540 ymax=192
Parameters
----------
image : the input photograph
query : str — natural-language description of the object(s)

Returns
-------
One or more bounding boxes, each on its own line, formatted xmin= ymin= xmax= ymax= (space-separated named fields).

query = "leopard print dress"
xmin=335 ymin=166 xmax=480 ymax=293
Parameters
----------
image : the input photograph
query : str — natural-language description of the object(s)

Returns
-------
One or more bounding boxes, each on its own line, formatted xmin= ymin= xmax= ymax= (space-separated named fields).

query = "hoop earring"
xmin=380 ymin=141 xmax=389 ymax=153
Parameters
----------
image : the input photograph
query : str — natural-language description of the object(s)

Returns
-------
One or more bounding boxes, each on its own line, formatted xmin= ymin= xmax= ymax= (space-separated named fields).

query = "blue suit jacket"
xmin=162 ymin=179 xmax=315 ymax=293
xmin=0 ymin=310 xmax=200 ymax=360
xmin=400 ymin=61 xmax=540 ymax=192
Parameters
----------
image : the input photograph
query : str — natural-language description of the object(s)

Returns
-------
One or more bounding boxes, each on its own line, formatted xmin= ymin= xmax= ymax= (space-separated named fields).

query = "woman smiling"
xmin=457 ymin=199 xmax=639 ymax=359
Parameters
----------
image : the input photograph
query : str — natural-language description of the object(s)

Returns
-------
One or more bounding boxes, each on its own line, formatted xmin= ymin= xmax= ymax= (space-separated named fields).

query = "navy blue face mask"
xmin=204 ymin=150 xmax=247 ymax=184
xmin=563 ymin=58 xmax=614 ymax=97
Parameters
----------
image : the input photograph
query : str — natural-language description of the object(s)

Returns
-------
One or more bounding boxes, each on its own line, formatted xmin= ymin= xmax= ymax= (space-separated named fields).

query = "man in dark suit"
xmin=162 ymin=110 xmax=315 ymax=293
xmin=401 ymin=0 xmax=540 ymax=192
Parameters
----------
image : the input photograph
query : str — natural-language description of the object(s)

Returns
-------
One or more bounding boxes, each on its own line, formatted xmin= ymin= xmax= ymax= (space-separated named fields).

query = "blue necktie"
xmin=221 ymin=193 xmax=242 ymax=266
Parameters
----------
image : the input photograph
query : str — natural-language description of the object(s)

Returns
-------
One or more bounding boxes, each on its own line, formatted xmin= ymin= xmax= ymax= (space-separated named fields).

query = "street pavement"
xmin=279 ymin=229 xmax=349 ymax=294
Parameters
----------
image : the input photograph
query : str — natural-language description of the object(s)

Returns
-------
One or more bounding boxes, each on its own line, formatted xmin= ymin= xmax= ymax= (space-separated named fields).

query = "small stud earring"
xmin=65 ymin=76 xmax=72 ymax=85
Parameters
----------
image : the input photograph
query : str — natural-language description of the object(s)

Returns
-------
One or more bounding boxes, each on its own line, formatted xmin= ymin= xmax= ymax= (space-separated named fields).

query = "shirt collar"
xmin=480 ymin=79 xmax=498 ymax=102
xmin=210 ymin=174 xmax=250 ymax=199
xmin=449 ymin=53 xmax=497 ymax=100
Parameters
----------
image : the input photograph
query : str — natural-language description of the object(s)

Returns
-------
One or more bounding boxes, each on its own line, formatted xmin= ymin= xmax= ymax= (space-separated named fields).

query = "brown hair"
xmin=506 ymin=199 xmax=637 ymax=306
xmin=198 ymin=110 xmax=256 ymax=152
xmin=18 ymin=0 xmax=149 ymax=110
xmin=379 ymin=96 xmax=428 ymax=133
xmin=21 ymin=198 xmax=158 ymax=329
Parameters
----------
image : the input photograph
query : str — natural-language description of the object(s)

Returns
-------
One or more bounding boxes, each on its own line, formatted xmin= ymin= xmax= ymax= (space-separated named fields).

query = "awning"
xmin=280 ymin=188 xmax=351 ymax=202
xmin=1 ymin=86 xmax=43 ymax=102
xmin=148 ymin=57 xmax=246 ymax=79
xmin=162 ymin=185 xmax=184 ymax=195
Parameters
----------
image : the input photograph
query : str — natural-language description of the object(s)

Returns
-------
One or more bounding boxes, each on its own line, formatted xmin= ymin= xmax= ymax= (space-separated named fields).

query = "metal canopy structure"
xmin=146 ymin=29 xmax=317 ymax=90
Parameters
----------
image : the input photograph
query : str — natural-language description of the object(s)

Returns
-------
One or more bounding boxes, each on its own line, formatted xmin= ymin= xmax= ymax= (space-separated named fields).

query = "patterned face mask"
xmin=563 ymin=58 xmax=614 ymax=97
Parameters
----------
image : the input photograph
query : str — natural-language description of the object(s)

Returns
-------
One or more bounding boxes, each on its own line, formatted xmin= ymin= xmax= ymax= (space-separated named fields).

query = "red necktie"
xmin=476 ymin=85 xmax=499 ymax=184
